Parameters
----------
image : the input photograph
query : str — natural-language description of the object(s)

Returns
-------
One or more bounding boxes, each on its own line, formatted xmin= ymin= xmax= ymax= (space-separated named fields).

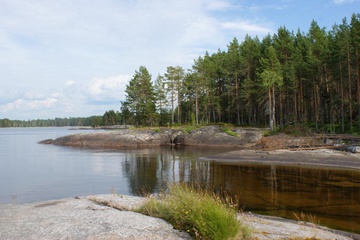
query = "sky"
xmin=0 ymin=0 xmax=359 ymax=120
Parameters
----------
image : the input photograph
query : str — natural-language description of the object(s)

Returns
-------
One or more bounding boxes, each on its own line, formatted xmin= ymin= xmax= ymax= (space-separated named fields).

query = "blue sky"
xmin=0 ymin=0 xmax=359 ymax=120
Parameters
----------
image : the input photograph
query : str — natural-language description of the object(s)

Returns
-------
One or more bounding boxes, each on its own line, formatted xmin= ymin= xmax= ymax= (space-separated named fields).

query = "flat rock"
xmin=0 ymin=195 xmax=190 ymax=240
xmin=202 ymin=149 xmax=360 ymax=170
xmin=0 ymin=194 xmax=358 ymax=240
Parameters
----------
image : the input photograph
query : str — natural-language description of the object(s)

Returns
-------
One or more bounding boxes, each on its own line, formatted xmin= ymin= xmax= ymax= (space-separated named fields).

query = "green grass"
xmin=222 ymin=127 xmax=238 ymax=137
xmin=184 ymin=125 xmax=200 ymax=133
xmin=136 ymin=184 xmax=251 ymax=240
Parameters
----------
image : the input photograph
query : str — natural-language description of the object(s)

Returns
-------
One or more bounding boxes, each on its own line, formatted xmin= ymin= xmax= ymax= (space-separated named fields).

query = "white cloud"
xmin=28 ymin=98 xmax=58 ymax=109
xmin=222 ymin=21 xmax=272 ymax=34
xmin=86 ymin=75 xmax=130 ymax=102
xmin=332 ymin=0 xmax=354 ymax=4
xmin=0 ymin=97 xmax=58 ymax=113
xmin=205 ymin=0 xmax=236 ymax=11
xmin=0 ymin=0 xmax=279 ymax=120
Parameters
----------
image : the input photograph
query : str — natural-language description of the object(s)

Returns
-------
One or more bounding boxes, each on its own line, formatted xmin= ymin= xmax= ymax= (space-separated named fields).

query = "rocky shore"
xmin=1 ymin=194 xmax=358 ymax=240
xmin=31 ymin=125 xmax=360 ymax=238
xmin=39 ymin=125 xmax=264 ymax=148
xmin=39 ymin=125 xmax=360 ymax=170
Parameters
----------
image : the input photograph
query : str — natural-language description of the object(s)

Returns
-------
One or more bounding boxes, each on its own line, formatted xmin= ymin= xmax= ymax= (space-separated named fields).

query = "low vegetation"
xmin=222 ymin=126 xmax=238 ymax=137
xmin=136 ymin=184 xmax=251 ymax=240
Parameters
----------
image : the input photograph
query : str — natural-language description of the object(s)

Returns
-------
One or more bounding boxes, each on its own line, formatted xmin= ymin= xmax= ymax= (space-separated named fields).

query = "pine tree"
xmin=260 ymin=46 xmax=283 ymax=131
xmin=123 ymin=66 xmax=156 ymax=126
xmin=164 ymin=66 xmax=185 ymax=124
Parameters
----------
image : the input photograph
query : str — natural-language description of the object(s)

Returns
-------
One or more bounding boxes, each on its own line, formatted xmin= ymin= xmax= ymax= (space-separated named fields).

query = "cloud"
xmin=222 ymin=21 xmax=272 ymax=34
xmin=332 ymin=0 xmax=355 ymax=4
xmin=0 ymin=97 xmax=58 ymax=113
xmin=205 ymin=0 xmax=236 ymax=11
xmin=0 ymin=0 xmax=279 ymax=120
xmin=86 ymin=75 xmax=130 ymax=103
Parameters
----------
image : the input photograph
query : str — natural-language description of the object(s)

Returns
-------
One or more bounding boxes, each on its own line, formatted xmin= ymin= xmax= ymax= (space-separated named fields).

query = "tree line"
xmin=0 ymin=111 xmax=120 ymax=128
xmin=2 ymin=14 xmax=359 ymax=133
xmin=120 ymin=13 xmax=360 ymax=133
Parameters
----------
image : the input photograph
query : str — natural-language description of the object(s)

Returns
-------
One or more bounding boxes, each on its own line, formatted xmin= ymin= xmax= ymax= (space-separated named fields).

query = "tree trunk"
xmin=356 ymin=46 xmax=360 ymax=128
xmin=195 ymin=85 xmax=199 ymax=125
xmin=171 ymin=89 xmax=175 ymax=125
xmin=269 ymin=86 xmax=275 ymax=131
xmin=235 ymin=73 xmax=240 ymax=125
xmin=340 ymin=63 xmax=345 ymax=133
xmin=347 ymin=44 xmax=353 ymax=131
xmin=272 ymin=85 xmax=276 ymax=129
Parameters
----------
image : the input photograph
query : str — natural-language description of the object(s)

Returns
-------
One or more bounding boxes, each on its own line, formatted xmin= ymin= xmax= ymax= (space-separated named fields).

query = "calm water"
xmin=1 ymin=127 xmax=360 ymax=234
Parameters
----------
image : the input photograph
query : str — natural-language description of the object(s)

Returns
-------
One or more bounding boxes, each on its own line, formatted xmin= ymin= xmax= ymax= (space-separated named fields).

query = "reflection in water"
xmin=208 ymin=164 xmax=360 ymax=233
xmin=121 ymin=147 xmax=216 ymax=195
xmin=121 ymin=147 xmax=360 ymax=234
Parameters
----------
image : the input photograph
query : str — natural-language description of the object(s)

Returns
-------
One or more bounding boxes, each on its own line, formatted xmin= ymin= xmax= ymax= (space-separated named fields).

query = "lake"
xmin=1 ymin=127 xmax=359 ymax=234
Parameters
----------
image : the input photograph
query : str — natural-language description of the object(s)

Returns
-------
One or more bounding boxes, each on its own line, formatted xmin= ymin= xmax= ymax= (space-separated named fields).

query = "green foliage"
xmin=153 ymin=127 xmax=161 ymax=133
xmin=262 ymin=128 xmax=280 ymax=137
xmin=222 ymin=127 xmax=238 ymax=137
xmin=136 ymin=184 xmax=251 ymax=240
xmin=122 ymin=66 xmax=157 ymax=127
xmin=6 ymin=13 xmax=360 ymax=134
xmin=102 ymin=110 xmax=118 ymax=126
xmin=0 ymin=116 xmax=102 ymax=128
xmin=164 ymin=66 xmax=185 ymax=125
xmin=184 ymin=125 xmax=199 ymax=133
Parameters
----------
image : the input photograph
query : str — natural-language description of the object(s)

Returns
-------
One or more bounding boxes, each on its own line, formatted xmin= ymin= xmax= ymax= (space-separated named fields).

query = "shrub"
xmin=222 ymin=127 xmax=238 ymax=137
xmin=153 ymin=127 xmax=161 ymax=133
xmin=136 ymin=184 xmax=251 ymax=240
xmin=184 ymin=125 xmax=198 ymax=133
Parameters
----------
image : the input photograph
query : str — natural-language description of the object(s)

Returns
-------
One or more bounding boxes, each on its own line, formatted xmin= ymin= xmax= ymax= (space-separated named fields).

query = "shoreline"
xmin=33 ymin=126 xmax=360 ymax=238
xmin=201 ymin=148 xmax=360 ymax=171
xmin=1 ymin=194 xmax=359 ymax=239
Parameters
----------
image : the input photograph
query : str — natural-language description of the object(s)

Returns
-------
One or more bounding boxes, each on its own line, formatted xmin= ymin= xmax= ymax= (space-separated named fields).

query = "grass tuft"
xmin=293 ymin=211 xmax=319 ymax=226
xmin=222 ymin=127 xmax=238 ymax=137
xmin=136 ymin=184 xmax=251 ymax=240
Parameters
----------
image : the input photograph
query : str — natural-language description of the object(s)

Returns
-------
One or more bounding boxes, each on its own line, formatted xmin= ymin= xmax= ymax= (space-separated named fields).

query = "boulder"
xmin=346 ymin=146 xmax=360 ymax=153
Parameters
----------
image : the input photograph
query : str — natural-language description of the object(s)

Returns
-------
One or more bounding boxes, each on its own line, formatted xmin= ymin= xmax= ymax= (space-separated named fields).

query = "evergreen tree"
xmin=122 ymin=66 xmax=156 ymax=126
xmin=259 ymin=46 xmax=283 ymax=130
xmin=154 ymin=74 xmax=169 ymax=126
xmin=164 ymin=66 xmax=185 ymax=124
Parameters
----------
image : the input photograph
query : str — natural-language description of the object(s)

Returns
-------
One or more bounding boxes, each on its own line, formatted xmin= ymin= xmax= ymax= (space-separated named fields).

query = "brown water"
xmin=120 ymin=147 xmax=360 ymax=234
xmin=204 ymin=163 xmax=360 ymax=234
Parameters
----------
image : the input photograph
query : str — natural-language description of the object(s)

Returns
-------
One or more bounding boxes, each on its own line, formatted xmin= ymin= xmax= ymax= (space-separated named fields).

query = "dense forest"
xmin=0 ymin=116 xmax=99 ymax=128
xmin=2 ymin=14 xmax=360 ymax=133
xmin=121 ymin=14 xmax=360 ymax=133
xmin=0 ymin=110 xmax=121 ymax=128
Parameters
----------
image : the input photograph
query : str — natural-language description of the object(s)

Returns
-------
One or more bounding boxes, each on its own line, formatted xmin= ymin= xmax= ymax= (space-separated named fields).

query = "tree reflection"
xmin=121 ymin=147 xmax=360 ymax=233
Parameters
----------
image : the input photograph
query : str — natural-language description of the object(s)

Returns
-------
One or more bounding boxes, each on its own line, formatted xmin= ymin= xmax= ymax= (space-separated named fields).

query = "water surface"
xmin=1 ymin=127 xmax=359 ymax=233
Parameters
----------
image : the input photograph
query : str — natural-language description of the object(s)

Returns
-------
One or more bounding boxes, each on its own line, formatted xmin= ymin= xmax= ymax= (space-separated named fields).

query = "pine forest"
xmin=121 ymin=14 xmax=360 ymax=133
xmin=2 ymin=14 xmax=360 ymax=133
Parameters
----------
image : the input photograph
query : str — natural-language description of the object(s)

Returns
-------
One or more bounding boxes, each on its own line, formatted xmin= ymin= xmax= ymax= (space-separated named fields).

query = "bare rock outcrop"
xmin=40 ymin=126 xmax=265 ymax=148
xmin=173 ymin=126 xmax=263 ymax=147
xmin=0 ymin=195 xmax=190 ymax=240
xmin=0 ymin=195 xmax=356 ymax=240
